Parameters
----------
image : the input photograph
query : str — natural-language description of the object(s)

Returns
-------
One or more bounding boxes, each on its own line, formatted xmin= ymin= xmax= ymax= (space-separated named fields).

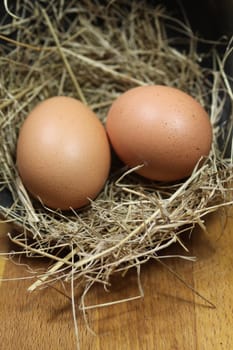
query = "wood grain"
xmin=0 ymin=208 xmax=233 ymax=350
xmin=0 ymin=223 xmax=9 ymax=285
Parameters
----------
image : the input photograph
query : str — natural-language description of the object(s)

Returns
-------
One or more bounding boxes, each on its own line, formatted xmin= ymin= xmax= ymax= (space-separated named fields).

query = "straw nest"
xmin=0 ymin=0 xmax=233 ymax=298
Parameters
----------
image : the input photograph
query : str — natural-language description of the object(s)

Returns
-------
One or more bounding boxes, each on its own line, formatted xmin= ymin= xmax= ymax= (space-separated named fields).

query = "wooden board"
xmin=0 ymin=208 xmax=233 ymax=350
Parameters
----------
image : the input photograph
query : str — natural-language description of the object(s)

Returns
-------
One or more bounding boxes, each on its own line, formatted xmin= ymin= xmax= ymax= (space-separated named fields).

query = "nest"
xmin=0 ymin=0 xmax=233 ymax=299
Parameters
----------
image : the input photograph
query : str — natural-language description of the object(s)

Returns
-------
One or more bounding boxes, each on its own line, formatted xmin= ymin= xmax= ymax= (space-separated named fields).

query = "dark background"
xmin=169 ymin=0 xmax=233 ymax=39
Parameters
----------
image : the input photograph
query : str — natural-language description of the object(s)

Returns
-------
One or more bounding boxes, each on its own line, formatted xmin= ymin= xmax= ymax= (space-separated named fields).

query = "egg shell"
xmin=106 ymin=85 xmax=213 ymax=181
xmin=16 ymin=96 xmax=111 ymax=210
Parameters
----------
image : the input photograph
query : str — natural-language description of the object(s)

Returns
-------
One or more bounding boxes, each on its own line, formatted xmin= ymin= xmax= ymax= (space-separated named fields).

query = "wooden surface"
xmin=0 ymin=208 xmax=233 ymax=350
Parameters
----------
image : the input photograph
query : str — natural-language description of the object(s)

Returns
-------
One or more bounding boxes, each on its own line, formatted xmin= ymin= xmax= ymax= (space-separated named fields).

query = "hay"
xmin=0 ymin=0 xmax=233 ymax=300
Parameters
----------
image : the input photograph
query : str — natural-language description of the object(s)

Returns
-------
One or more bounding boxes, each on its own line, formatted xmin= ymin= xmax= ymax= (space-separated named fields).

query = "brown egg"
xmin=106 ymin=85 xmax=212 ymax=181
xmin=16 ymin=96 xmax=111 ymax=210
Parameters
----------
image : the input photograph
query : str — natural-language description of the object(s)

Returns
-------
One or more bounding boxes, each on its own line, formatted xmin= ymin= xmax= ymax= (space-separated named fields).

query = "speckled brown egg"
xmin=16 ymin=96 xmax=111 ymax=210
xmin=106 ymin=85 xmax=212 ymax=181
